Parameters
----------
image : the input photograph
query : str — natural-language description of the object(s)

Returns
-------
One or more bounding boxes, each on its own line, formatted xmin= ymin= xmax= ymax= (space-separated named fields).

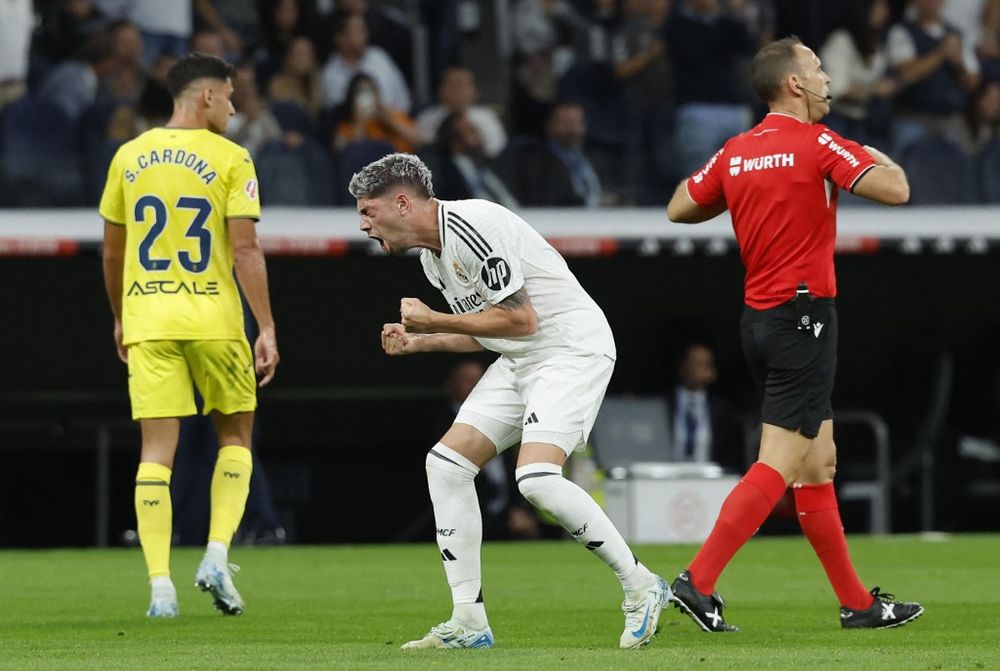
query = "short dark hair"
xmin=165 ymin=53 xmax=236 ymax=98
xmin=750 ymin=36 xmax=804 ymax=103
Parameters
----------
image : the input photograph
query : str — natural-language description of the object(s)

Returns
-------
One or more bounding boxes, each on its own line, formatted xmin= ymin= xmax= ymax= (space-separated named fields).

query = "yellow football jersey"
xmin=99 ymin=128 xmax=261 ymax=344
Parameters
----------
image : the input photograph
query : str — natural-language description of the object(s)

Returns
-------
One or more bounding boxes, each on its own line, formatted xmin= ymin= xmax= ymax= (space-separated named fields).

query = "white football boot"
xmin=401 ymin=618 xmax=495 ymax=649
xmin=146 ymin=580 xmax=178 ymax=618
xmin=619 ymin=575 xmax=670 ymax=649
xmin=194 ymin=555 xmax=245 ymax=615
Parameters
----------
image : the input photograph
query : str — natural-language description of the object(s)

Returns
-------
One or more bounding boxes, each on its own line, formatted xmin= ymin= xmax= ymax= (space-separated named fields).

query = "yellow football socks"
xmin=134 ymin=462 xmax=173 ymax=578
xmin=208 ymin=445 xmax=253 ymax=547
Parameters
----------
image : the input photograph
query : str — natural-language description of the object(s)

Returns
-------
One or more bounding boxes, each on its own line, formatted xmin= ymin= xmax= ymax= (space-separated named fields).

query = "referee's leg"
xmin=683 ymin=424 xmax=805 ymax=599
xmin=793 ymin=420 xmax=876 ymax=610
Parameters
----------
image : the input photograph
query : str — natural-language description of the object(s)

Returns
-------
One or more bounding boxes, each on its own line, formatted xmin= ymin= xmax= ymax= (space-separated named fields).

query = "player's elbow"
xmin=667 ymin=200 xmax=685 ymax=222
xmin=232 ymin=237 xmax=263 ymax=262
xmin=667 ymin=196 xmax=692 ymax=223
xmin=876 ymin=178 xmax=909 ymax=206
xmin=515 ymin=309 xmax=538 ymax=336
xmin=889 ymin=178 xmax=910 ymax=206
xmin=102 ymin=248 xmax=123 ymax=265
xmin=506 ymin=306 xmax=538 ymax=336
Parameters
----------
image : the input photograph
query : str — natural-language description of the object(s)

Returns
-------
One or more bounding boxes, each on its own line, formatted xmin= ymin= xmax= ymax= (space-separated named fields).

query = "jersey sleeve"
xmin=226 ymin=148 xmax=261 ymax=220
xmin=685 ymin=146 xmax=726 ymax=208
xmin=814 ymin=127 xmax=877 ymax=192
xmin=98 ymin=148 xmax=126 ymax=225
xmin=447 ymin=214 xmax=524 ymax=305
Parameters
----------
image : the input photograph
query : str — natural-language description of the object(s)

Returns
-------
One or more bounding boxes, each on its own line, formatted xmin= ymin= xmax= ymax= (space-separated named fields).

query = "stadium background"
xmin=1 ymin=0 xmax=999 ymax=549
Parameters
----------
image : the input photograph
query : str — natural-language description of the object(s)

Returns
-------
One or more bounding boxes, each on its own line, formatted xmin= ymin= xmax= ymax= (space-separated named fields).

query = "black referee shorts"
xmin=740 ymin=298 xmax=837 ymax=439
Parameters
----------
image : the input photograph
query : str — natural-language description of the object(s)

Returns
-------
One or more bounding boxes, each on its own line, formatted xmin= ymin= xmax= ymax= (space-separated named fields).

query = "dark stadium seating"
xmin=0 ymin=95 xmax=83 ymax=206
xmin=256 ymin=138 xmax=335 ymax=206
xmin=900 ymin=134 xmax=976 ymax=205
xmin=336 ymin=139 xmax=395 ymax=203
xmin=270 ymin=100 xmax=318 ymax=139
xmin=978 ymin=139 xmax=1000 ymax=204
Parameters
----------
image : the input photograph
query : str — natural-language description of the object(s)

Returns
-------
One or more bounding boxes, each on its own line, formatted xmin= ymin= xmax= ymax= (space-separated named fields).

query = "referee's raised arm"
xmin=851 ymin=144 xmax=910 ymax=205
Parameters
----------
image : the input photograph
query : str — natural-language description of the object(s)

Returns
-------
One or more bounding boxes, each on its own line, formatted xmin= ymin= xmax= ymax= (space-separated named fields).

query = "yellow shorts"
xmin=127 ymin=340 xmax=257 ymax=420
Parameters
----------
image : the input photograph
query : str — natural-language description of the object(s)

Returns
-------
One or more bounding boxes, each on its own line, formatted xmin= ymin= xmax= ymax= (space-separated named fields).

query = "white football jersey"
xmin=419 ymin=199 xmax=616 ymax=359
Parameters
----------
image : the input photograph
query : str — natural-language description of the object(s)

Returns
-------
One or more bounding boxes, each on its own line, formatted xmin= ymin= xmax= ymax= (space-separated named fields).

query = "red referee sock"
xmin=794 ymin=483 xmax=874 ymax=611
xmin=688 ymin=462 xmax=787 ymax=595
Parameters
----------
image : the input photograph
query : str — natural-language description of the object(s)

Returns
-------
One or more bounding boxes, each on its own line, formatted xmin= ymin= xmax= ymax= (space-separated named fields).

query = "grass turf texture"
xmin=0 ymin=535 xmax=996 ymax=670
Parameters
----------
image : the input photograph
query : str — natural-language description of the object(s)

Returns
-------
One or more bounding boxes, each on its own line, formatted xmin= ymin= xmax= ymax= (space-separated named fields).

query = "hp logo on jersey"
xmin=482 ymin=257 xmax=511 ymax=291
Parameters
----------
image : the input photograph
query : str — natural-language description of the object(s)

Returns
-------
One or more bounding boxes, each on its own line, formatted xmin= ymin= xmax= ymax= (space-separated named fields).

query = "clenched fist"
xmin=400 ymin=297 xmax=437 ymax=333
xmin=381 ymin=322 xmax=419 ymax=355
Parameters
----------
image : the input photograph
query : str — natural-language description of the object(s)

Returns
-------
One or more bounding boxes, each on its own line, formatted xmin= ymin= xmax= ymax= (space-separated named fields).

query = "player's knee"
xmin=515 ymin=462 xmax=563 ymax=505
xmin=425 ymin=443 xmax=479 ymax=483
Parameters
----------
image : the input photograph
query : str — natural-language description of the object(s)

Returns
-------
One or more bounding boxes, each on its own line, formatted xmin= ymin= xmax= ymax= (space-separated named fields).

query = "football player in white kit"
xmin=349 ymin=153 xmax=669 ymax=650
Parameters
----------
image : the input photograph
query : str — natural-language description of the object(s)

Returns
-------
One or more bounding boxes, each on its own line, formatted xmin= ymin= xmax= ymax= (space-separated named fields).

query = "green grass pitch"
xmin=0 ymin=535 xmax=997 ymax=670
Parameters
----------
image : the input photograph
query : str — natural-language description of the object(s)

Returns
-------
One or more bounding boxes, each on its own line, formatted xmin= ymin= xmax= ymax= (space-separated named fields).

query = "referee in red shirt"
xmin=666 ymin=36 xmax=923 ymax=632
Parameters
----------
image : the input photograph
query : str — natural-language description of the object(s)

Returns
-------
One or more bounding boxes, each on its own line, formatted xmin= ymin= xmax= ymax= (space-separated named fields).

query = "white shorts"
xmin=454 ymin=351 xmax=615 ymax=456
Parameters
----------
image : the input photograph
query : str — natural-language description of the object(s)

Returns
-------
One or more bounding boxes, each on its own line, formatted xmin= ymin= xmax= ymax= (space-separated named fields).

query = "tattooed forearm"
xmin=496 ymin=287 xmax=531 ymax=311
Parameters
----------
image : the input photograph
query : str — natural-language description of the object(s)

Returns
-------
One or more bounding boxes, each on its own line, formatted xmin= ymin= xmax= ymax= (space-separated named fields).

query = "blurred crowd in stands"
xmin=1 ymin=0 xmax=999 ymax=209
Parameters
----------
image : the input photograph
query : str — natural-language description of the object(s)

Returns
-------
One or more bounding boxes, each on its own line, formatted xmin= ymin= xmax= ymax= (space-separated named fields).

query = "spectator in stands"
xmin=106 ymin=21 xmax=146 ymax=103
xmin=0 ymin=0 xmax=32 ymax=111
xmin=612 ymin=0 xmax=671 ymax=103
xmin=255 ymin=0 xmax=313 ymax=87
xmin=321 ymin=12 xmax=411 ymax=113
xmin=941 ymin=0 xmax=988 ymax=60
xmin=268 ymin=36 xmax=324 ymax=120
xmin=819 ymin=0 xmax=898 ymax=143
xmin=39 ymin=31 xmax=117 ymax=121
xmin=978 ymin=0 xmax=1000 ymax=81
xmin=194 ymin=0 xmax=260 ymax=60
xmin=730 ymin=0 xmax=777 ymax=48
xmin=668 ymin=343 xmax=745 ymax=472
xmin=416 ymin=67 xmax=508 ymax=158
xmin=611 ymin=0 xmax=674 ymax=202
xmin=512 ymin=101 xmax=602 ymax=207
xmin=724 ymin=0 xmax=778 ymax=106
xmin=335 ymin=0 xmax=414 ymax=89
xmin=191 ymin=30 xmax=227 ymax=60
xmin=887 ymin=0 xmax=982 ymax=156
xmin=227 ymin=63 xmax=285 ymax=158
xmin=422 ymin=110 xmax=519 ymax=208
xmin=509 ymin=0 xmax=590 ymax=135
xmin=512 ymin=0 xmax=590 ymax=66
xmin=963 ymin=79 xmax=1000 ymax=150
xmin=127 ymin=0 xmax=192 ymax=67
xmin=333 ymin=73 xmax=424 ymax=153
xmin=35 ymin=0 xmax=113 ymax=64
xmin=666 ymin=0 xmax=758 ymax=177
xmin=137 ymin=53 xmax=176 ymax=129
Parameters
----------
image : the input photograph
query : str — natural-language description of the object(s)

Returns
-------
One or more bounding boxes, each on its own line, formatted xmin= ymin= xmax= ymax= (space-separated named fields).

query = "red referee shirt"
xmin=686 ymin=113 xmax=876 ymax=309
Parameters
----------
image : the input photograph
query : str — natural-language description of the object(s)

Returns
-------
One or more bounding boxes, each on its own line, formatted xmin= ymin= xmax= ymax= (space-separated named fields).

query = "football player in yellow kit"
xmin=100 ymin=53 xmax=279 ymax=618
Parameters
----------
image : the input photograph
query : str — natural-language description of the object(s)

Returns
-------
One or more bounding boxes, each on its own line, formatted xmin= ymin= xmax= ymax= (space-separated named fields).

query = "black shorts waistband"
xmin=743 ymin=297 xmax=836 ymax=315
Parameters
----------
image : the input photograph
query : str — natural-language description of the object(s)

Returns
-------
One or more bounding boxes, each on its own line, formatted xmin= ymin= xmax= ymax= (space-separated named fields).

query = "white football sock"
xmin=150 ymin=575 xmax=174 ymax=590
xmin=206 ymin=540 xmax=228 ymax=562
xmin=425 ymin=443 xmax=489 ymax=628
xmin=515 ymin=462 xmax=653 ymax=590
